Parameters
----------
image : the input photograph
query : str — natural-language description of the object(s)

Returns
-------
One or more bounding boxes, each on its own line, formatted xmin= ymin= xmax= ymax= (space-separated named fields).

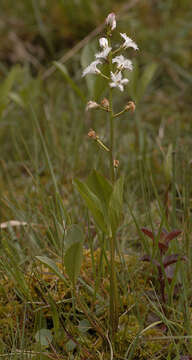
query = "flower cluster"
xmin=82 ymin=13 xmax=138 ymax=93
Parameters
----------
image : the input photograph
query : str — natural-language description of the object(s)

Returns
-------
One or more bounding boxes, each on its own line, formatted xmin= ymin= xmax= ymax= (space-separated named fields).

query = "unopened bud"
xmin=99 ymin=37 xmax=108 ymax=48
xmin=125 ymin=101 xmax=136 ymax=112
xmin=86 ymin=101 xmax=99 ymax=111
xmin=113 ymin=159 xmax=119 ymax=168
xmin=101 ymin=98 xmax=110 ymax=110
xmin=88 ymin=129 xmax=97 ymax=139
xmin=106 ymin=13 xmax=116 ymax=31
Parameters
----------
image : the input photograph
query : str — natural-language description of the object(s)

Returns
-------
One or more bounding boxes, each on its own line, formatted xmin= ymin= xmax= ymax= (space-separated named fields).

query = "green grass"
xmin=0 ymin=0 xmax=192 ymax=359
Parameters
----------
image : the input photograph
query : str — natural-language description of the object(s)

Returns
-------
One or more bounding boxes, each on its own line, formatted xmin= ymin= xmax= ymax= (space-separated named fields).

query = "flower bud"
xmin=101 ymin=98 xmax=110 ymax=110
xmin=86 ymin=101 xmax=99 ymax=111
xmin=113 ymin=159 xmax=119 ymax=168
xmin=125 ymin=101 xmax=136 ymax=112
xmin=106 ymin=13 xmax=116 ymax=31
xmin=99 ymin=37 xmax=109 ymax=48
xmin=88 ymin=129 xmax=97 ymax=139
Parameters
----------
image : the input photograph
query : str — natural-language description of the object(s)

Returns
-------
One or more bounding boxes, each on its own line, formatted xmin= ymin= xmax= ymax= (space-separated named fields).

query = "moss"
xmin=0 ymin=249 xmax=185 ymax=358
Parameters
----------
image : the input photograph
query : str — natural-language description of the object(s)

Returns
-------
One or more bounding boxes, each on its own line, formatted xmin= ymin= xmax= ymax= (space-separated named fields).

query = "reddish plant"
xmin=141 ymin=227 xmax=186 ymax=304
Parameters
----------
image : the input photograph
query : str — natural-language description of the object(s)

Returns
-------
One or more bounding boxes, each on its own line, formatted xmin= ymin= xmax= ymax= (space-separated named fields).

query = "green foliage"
xmin=36 ymin=256 xmax=67 ymax=283
xmin=64 ymin=224 xmax=84 ymax=285
xmin=127 ymin=61 xmax=158 ymax=103
xmin=37 ymin=225 xmax=84 ymax=286
xmin=75 ymin=177 xmax=108 ymax=233
xmin=35 ymin=328 xmax=53 ymax=347
xmin=0 ymin=65 xmax=22 ymax=116
xmin=74 ymin=170 xmax=124 ymax=235
xmin=109 ymin=176 xmax=124 ymax=235
xmin=54 ymin=61 xmax=86 ymax=102
xmin=164 ymin=143 xmax=173 ymax=184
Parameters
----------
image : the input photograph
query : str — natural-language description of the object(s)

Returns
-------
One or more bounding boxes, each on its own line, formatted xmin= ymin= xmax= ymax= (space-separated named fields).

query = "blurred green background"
xmin=0 ymin=0 xmax=191 ymax=230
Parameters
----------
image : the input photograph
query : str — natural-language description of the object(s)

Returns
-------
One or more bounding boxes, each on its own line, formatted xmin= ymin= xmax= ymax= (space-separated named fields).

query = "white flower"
xmin=112 ymin=55 xmax=133 ymax=71
xmin=120 ymin=33 xmax=138 ymax=50
xmin=99 ymin=37 xmax=109 ymax=48
xmin=95 ymin=37 xmax=111 ymax=60
xmin=106 ymin=13 xmax=116 ymax=31
xmin=86 ymin=101 xmax=99 ymax=111
xmin=110 ymin=71 xmax=129 ymax=92
xmin=82 ymin=60 xmax=102 ymax=77
xmin=95 ymin=46 xmax=112 ymax=60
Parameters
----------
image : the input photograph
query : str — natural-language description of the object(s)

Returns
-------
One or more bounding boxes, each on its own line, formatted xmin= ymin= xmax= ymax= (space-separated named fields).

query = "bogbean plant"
xmin=75 ymin=13 xmax=138 ymax=336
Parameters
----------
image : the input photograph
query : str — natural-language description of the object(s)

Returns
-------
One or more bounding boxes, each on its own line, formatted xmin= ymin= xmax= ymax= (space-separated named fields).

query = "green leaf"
xmin=65 ymin=339 xmax=77 ymax=352
xmin=35 ymin=328 xmax=53 ymax=346
xmin=47 ymin=294 xmax=60 ymax=338
xmin=74 ymin=179 xmax=108 ymax=233
xmin=126 ymin=60 xmax=140 ymax=101
xmin=81 ymin=41 xmax=96 ymax=97
xmin=64 ymin=225 xmax=84 ymax=285
xmin=75 ymin=172 xmax=124 ymax=235
xmin=109 ymin=176 xmax=124 ymax=235
xmin=164 ymin=143 xmax=173 ymax=183
xmin=36 ymin=256 xmax=67 ymax=284
xmin=9 ymin=92 xmax=25 ymax=108
xmin=54 ymin=61 xmax=86 ymax=103
xmin=0 ymin=65 xmax=21 ymax=116
xmin=78 ymin=319 xmax=91 ymax=333
xmin=127 ymin=61 xmax=158 ymax=103
xmin=86 ymin=170 xmax=113 ymax=214
xmin=137 ymin=62 xmax=158 ymax=102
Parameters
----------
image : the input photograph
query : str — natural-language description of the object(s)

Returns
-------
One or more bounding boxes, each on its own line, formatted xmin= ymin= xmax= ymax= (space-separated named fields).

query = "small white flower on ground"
xmin=99 ymin=37 xmax=109 ymax=48
xmin=82 ymin=60 xmax=102 ymax=77
xmin=112 ymin=55 xmax=133 ymax=71
xmin=120 ymin=33 xmax=139 ymax=50
xmin=86 ymin=101 xmax=99 ymax=111
xmin=110 ymin=71 xmax=129 ymax=92
xmin=106 ymin=13 xmax=116 ymax=31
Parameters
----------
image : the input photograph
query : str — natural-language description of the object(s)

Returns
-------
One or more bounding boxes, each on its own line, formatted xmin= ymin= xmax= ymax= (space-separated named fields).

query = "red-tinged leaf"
xmin=163 ymin=254 xmax=186 ymax=268
xmin=159 ymin=323 xmax=167 ymax=333
xmin=165 ymin=229 xmax=182 ymax=244
xmin=141 ymin=228 xmax=154 ymax=240
xmin=180 ymin=356 xmax=192 ymax=360
xmin=158 ymin=241 xmax=168 ymax=253
xmin=141 ymin=254 xmax=151 ymax=262
xmin=159 ymin=228 xmax=168 ymax=240
xmin=165 ymin=264 xmax=175 ymax=282
xmin=141 ymin=255 xmax=160 ymax=268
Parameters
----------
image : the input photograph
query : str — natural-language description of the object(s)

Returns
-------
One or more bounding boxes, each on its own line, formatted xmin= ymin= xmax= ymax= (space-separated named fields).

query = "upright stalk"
xmin=109 ymin=87 xmax=115 ymax=183
xmin=82 ymin=12 xmax=138 ymax=338
xmin=108 ymin=37 xmax=119 ymax=336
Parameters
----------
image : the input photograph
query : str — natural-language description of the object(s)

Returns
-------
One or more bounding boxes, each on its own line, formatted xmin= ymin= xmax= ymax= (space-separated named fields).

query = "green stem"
xmin=109 ymin=88 xmax=115 ymax=183
xmin=108 ymin=37 xmax=119 ymax=337
xmin=108 ymin=39 xmax=115 ymax=184
xmin=109 ymin=233 xmax=119 ymax=336
xmin=72 ymin=284 xmax=77 ymax=322
xmin=113 ymin=108 xmax=127 ymax=118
